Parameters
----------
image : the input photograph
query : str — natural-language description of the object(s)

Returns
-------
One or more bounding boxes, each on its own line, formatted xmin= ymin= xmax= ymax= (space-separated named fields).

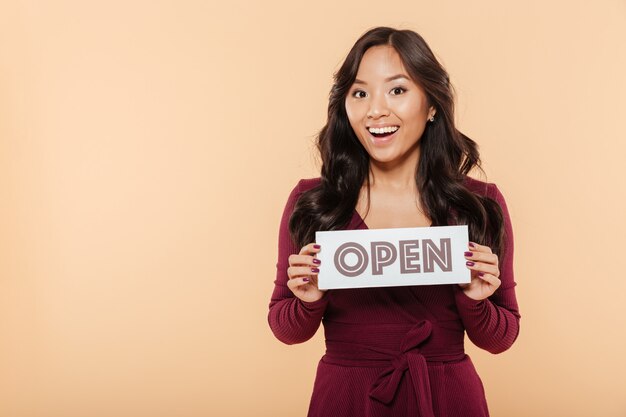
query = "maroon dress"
xmin=268 ymin=176 xmax=521 ymax=417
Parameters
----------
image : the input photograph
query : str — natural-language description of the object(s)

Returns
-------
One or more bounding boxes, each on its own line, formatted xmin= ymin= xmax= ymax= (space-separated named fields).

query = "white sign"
xmin=315 ymin=225 xmax=470 ymax=290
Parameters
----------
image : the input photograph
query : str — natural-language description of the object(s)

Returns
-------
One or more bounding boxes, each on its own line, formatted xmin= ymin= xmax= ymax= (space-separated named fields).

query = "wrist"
xmin=455 ymin=285 xmax=485 ymax=308
xmin=300 ymin=291 xmax=329 ymax=309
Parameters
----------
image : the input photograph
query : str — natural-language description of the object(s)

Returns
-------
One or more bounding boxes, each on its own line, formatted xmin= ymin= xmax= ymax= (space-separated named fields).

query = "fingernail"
xmin=311 ymin=268 xmax=319 ymax=273
xmin=312 ymin=259 xmax=321 ymax=264
xmin=478 ymin=272 xmax=484 ymax=277
xmin=469 ymin=242 xmax=476 ymax=248
xmin=466 ymin=261 xmax=475 ymax=266
xmin=303 ymin=277 xmax=310 ymax=282
xmin=464 ymin=251 xmax=473 ymax=257
xmin=313 ymin=244 xmax=321 ymax=249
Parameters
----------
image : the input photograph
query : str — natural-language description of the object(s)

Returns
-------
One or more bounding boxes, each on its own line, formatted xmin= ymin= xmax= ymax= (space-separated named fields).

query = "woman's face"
xmin=345 ymin=45 xmax=435 ymax=166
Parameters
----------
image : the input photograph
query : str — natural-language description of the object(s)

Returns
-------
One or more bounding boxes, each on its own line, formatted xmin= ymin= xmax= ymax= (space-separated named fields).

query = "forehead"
xmin=355 ymin=45 xmax=409 ymax=80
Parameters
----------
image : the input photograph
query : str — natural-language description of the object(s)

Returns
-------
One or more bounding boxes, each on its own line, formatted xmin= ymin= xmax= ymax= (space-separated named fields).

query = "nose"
xmin=366 ymin=93 xmax=390 ymax=119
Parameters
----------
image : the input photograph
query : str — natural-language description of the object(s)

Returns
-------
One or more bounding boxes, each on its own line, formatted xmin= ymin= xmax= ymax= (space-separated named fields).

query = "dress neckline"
xmin=353 ymin=210 xmax=369 ymax=230
xmin=352 ymin=209 xmax=434 ymax=230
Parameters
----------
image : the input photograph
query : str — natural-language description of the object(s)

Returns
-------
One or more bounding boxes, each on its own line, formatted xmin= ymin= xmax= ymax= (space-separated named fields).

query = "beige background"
xmin=1 ymin=1 xmax=625 ymax=416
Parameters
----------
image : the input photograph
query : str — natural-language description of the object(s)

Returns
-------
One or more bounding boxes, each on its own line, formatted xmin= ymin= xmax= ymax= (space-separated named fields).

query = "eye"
xmin=352 ymin=90 xmax=367 ymax=98
xmin=390 ymin=87 xmax=406 ymax=95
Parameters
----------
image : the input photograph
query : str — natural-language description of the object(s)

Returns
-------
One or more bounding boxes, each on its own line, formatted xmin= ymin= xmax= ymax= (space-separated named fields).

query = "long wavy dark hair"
xmin=289 ymin=26 xmax=505 ymax=259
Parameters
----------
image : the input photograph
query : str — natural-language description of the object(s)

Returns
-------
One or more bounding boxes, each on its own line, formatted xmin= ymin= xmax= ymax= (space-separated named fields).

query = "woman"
xmin=268 ymin=26 xmax=520 ymax=417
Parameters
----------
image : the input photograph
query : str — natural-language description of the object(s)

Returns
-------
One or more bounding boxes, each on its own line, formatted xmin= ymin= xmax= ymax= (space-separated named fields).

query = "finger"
xmin=299 ymin=243 xmax=321 ymax=256
xmin=287 ymin=265 xmax=320 ymax=279
xmin=468 ymin=241 xmax=493 ymax=254
xmin=465 ymin=260 xmax=500 ymax=277
xmin=289 ymin=253 xmax=322 ymax=267
xmin=464 ymin=250 xmax=498 ymax=266
xmin=287 ymin=277 xmax=313 ymax=290
xmin=475 ymin=272 xmax=501 ymax=288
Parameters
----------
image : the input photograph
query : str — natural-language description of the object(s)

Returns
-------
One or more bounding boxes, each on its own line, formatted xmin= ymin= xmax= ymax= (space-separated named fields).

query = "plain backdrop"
xmin=1 ymin=1 xmax=625 ymax=416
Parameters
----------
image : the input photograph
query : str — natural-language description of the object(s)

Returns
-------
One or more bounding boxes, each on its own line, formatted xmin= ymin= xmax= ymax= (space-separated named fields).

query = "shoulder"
xmin=462 ymin=175 xmax=504 ymax=202
xmin=296 ymin=177 xmax=322 ymax=192
xmin=463 ymin=176 xmax=512 ymax=223
xmin=284 ymin=177 xmax=322 ymax=206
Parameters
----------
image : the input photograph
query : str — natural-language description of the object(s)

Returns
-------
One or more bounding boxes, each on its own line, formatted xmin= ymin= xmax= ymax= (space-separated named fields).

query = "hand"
xmin=458 ymin=241 xmax=501 ymax=301
xmin=287 ymin=243 xmax=327 ymax=303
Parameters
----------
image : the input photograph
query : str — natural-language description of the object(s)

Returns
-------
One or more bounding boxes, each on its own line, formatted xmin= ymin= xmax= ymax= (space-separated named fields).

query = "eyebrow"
xmin=353 ymin=74 xmax=409 ymax=84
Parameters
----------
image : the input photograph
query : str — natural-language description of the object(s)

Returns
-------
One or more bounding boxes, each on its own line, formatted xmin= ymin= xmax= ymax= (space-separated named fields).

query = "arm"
xmin=267 ymin=180 xmax=329 ymax=345
xmin=455 ymin=183 xmax=521 ymax=354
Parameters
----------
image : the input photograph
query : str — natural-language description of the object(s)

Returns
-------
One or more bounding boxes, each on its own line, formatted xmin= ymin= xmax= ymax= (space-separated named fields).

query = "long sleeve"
xmin=267 ymin=179 xmax=329 ymax=345
xmin=454 ymin=182 xmax=521 ymax=354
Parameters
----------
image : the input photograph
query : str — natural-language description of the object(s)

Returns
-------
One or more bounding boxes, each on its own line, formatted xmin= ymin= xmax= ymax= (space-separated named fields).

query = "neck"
xmin=366 ymin=146 xmax=420 ymax=191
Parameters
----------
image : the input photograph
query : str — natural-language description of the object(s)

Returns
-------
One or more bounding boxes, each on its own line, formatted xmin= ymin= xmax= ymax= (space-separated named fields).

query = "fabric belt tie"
xmin=368 ymin=320 xmax=434 ymax=417
xmin=323 ymin=319 xmax=465 ymax=417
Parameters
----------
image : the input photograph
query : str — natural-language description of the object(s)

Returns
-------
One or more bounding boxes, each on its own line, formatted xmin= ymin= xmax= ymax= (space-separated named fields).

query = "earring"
xmin=429 ymin=115 xmax=435 ymax=122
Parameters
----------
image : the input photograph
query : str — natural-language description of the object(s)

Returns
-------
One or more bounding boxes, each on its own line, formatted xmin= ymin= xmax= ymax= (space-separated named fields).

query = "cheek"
xmin=396 ymin=104 xmax=428 ymax=138
xmin=344 ymin=101 xmax=364 ymax=130
xmin=394 ymin=99 xmax=427 ymax=120
xmin=344 ymin=100 xmax=356 ymax=120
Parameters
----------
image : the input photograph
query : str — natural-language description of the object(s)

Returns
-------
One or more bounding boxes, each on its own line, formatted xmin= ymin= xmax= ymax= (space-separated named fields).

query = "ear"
xmin=428 ymin=106 xmax=436 ymax=119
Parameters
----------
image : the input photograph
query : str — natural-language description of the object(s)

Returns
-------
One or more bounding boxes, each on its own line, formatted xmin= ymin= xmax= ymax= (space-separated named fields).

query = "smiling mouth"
xmin=368 ymin=127 xmax=399 ymax=142
xmin=367 ymin=126 xmax=400 ymax=139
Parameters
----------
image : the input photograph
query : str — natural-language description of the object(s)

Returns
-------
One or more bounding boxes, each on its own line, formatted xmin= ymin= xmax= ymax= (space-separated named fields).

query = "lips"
xmin=368 ymin=127 xmax=399 ymax=144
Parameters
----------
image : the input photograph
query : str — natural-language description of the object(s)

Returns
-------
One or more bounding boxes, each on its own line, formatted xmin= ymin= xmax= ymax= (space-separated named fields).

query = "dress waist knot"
xmin=322 ymin=319 xmax=465 ymax=417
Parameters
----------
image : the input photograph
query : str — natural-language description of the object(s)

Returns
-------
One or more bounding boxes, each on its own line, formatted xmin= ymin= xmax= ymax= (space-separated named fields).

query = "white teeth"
xmin=368 ymin=126 xmax=399 ymax=134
